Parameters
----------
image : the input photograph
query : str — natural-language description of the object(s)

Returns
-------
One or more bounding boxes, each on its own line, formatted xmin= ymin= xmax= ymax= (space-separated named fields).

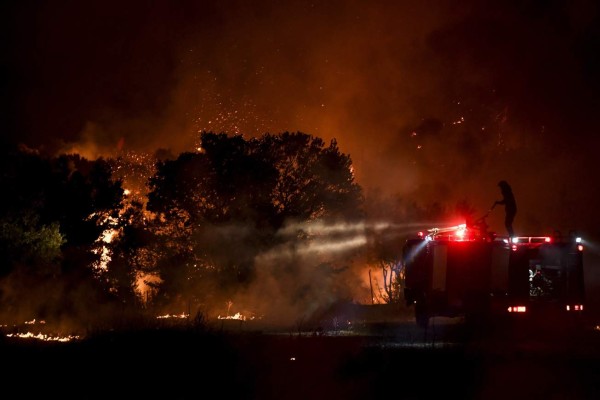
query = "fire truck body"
xmin=402 ymin=227 xmax=585 ymax=328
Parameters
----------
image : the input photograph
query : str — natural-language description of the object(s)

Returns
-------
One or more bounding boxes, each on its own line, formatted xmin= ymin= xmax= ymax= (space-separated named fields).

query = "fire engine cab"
xmin=402 ymin=222 xmax=585 ymax=329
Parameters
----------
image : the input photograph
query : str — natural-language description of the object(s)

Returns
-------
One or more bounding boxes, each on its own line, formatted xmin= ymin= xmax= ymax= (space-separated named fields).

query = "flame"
xmin=24 ymin=319 xmax=45 ymax=325
xmin=5 ymin=332 xmax=80 ymax=342
xmin=217 ymin=312 xmax=255 ymax=321
xmin=156 ymin=313 xmax=189 ymax=319
xmin=3 ymin=319 xmax=81 ymax=342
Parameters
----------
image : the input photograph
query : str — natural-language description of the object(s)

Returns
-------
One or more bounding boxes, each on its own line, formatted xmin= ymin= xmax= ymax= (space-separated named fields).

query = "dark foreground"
xmin=3 ymin=316 xmax=600 ymax=400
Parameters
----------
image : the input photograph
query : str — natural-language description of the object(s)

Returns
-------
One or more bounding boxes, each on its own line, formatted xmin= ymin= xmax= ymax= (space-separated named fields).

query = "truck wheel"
xmin=415 ymin=303 xmax=430 ymax=329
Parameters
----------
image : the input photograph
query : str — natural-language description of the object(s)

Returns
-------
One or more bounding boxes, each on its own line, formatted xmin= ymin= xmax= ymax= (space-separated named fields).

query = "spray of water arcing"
xmin=269 ymin=219 xmax=443 ymax=259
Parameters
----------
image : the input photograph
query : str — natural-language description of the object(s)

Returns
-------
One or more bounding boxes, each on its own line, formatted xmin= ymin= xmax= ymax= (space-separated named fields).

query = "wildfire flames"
xmin=218 ymin=312 xmax=255 ymax=321
xmin=3 ymin=319 xmax=81 ymax=342
xmin=156 ymin=313 xmax=189 ymax=319
xmin=6 ymin=332 xmax=80 ymax=342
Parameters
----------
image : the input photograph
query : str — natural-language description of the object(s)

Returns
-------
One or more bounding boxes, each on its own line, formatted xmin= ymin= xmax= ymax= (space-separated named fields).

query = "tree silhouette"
xmin=146 ymin=131 xmax=364 ymax=312
xmin=0 ymin=145 xmax=125 ymax=327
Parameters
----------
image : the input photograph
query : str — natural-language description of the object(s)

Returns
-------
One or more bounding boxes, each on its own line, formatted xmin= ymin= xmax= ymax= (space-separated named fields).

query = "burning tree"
xmin=0 ymin=145 xmax=127 ymax=329
xmin=145 ymin=131 xmax=364 ymax=316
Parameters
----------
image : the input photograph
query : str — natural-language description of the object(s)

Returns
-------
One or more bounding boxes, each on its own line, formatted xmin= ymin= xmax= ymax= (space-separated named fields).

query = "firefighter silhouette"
xmin=492 ymin=180 xmax=517 ymax=237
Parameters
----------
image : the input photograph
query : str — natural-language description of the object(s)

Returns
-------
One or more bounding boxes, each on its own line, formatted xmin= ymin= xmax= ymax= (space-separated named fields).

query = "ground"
xmin=3 ymin=305 xmax=600 ymax=399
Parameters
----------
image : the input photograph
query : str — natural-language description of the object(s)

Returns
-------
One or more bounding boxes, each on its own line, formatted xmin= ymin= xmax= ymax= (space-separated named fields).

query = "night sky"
xmin=4 ymin=0 xmax=600 ymax=242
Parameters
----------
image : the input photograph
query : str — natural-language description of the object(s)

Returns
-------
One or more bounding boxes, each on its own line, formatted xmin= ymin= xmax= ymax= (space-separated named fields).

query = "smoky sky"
xmin=4 ymin=0 xmax=600 ymax=239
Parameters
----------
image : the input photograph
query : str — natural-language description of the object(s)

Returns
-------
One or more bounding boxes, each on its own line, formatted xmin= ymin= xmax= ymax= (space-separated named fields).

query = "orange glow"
xmin=135 ymin=272 xmax=162 ymax=304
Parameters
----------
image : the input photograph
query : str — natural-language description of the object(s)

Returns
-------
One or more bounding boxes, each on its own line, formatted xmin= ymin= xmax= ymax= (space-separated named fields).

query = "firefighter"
xmin=492 ymin=180 xmax=517 ymax=237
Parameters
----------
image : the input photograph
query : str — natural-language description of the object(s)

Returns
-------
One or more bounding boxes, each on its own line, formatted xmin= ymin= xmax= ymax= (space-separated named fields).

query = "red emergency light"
xmin=566 ymin=304 xmax=584 ymax=311
xmin=507 ymin=306 xmax=527 ymax=313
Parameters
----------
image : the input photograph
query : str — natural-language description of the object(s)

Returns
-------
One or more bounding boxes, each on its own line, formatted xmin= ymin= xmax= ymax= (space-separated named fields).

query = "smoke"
xmin=0 ymin=269 xmax=122 ymax=335
xmin=188 ymin=218 xmax=445 ymax=328
xmin=6 ymin=1 xmax=599 ymax=235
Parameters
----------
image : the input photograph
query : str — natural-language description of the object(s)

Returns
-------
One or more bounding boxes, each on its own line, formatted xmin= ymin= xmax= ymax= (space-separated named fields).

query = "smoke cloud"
xmin=6 ymin=1 xmax=599 ymax=237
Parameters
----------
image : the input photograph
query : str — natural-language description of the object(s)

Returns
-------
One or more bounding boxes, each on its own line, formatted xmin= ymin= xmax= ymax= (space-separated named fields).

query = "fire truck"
xmin=402 ymin=217 xmax=586 ymax=329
